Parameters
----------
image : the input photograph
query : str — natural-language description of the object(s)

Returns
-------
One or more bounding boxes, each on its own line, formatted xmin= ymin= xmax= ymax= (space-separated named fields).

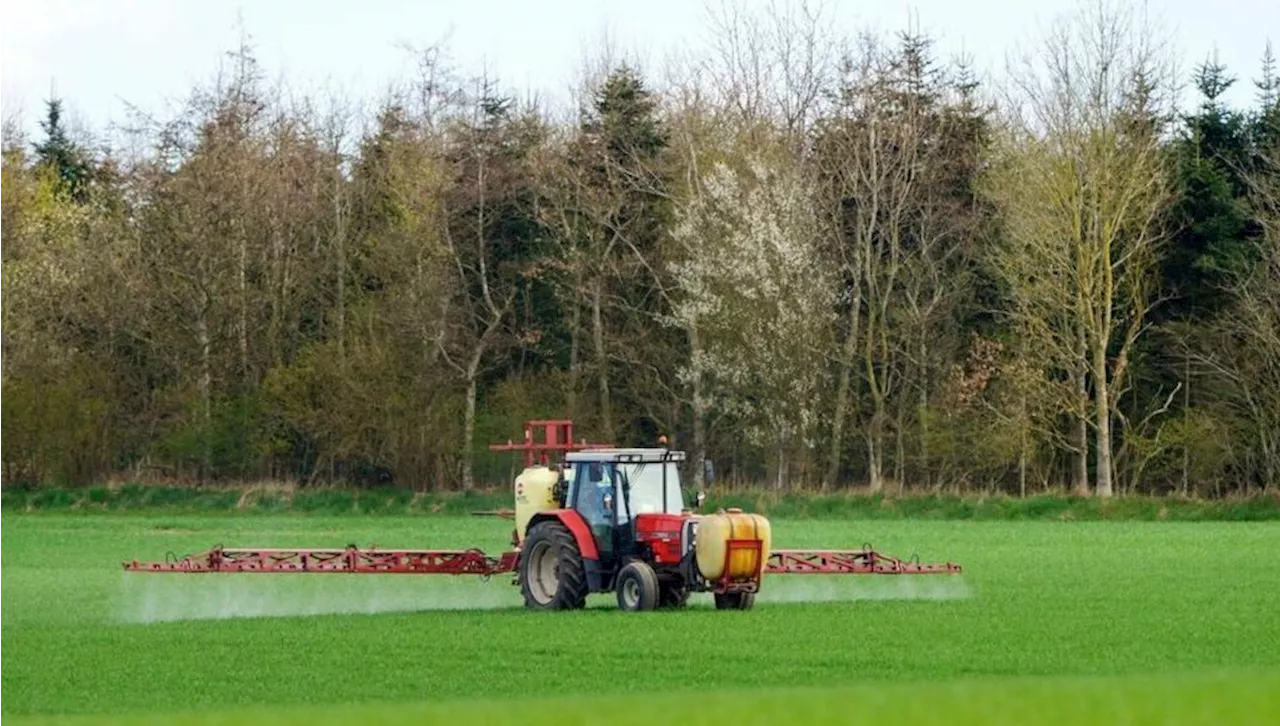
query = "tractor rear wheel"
xmin=615 ymin=561 xmax=660 ymax=612
xmin=713 ymin=592 xmax=756 ymax=610
xmin=519 ymin=521 xmax=588 ymax=610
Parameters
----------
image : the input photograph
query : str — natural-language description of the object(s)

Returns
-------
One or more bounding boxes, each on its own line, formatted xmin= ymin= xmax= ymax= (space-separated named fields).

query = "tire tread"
xmin=520 ymin=520 xmax=588 ymax=610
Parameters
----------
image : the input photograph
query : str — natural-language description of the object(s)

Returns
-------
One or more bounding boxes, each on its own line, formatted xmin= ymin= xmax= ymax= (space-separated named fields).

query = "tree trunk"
xmin=1072 ymin=324 xmax=1090 ymax=495
xmin=867 ymin=412 xmax=884 ymax=493
xmin=824 ymin=288 xmax=862 ymax=490
xmin=895 ymin=394 xmax=906 ymax=493
xmin=690 ymin=323 xmax=707 ymax=489
xmin=826 ymin=359 xmax=852 ymax=491
xmin=1181 ymin=354 xmax=1189 ymax=496
xmin=518 ymin=281 xmax=531 ymax=377
xmin=1093 ymin=341 xmax=1114 ymax=498
xmin=1073 ymin=382 xmax=1089 ymax=494
xmin=775 ymin=438 xmax=786 ymax=490
xmin=918 ymin=330 xmax=930 ymax=489
xmin=1019 ymin=391 xmax=1028 ymax=498
xmin=334 ymin=169 xmax=346 ymax=367
xmin=1258 ymin=413 xmax=1276 ymax=492
xmin=865 ymin=314 xmax=886 ymax=493
xmin=591 ymin=281 xmax=613 ymax=441
xmin=237 ymin=172 xmax=251 ymax=382
xmin=197 ymin=294 xmax=213 ymax=482
xmin=462 ymin=350 xmax=482 ymax=491
xmin=238 ymin=229 xmax=249 ymax=381
xmin=269 ymin=226 xmax=284 ymax=369
xmin=567 ymin=298 xmax=580 ymax=420
xmin=0 ymin=299 xmax=7 ymax=386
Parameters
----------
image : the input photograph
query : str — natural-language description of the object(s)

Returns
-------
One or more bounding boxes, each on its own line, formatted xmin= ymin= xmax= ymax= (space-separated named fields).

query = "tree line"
xmin=3 ymin=2 xmax=1278 ymax=496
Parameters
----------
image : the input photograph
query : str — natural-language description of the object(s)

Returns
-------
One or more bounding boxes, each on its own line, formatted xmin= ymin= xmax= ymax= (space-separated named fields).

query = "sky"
xmin=2 ymin=0 xmax=1277 ymax=144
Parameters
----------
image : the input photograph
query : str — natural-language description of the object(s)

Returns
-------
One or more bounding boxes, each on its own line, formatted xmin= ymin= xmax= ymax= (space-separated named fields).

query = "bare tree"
xmin=990 ymin=0 xmax=1175 ymax=496
xmin=700 ymin=0 xmax=836 ymax=146
xmin=813 ymin=34 xmax=942 ymax=492
xmin=434 ymin=77 xmax=547 ymax=490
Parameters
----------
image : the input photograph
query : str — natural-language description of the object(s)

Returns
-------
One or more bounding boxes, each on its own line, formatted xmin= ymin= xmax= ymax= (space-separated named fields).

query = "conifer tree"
xmin=1161 ymin=57 xmax=1254 ymax=320
xmin=1253 ymin=42 xmax=1280 ymax=150
xmin=32 ymin=97 xmax=91 ymax=202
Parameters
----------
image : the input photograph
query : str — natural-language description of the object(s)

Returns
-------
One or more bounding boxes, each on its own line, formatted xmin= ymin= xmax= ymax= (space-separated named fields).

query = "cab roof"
xmin=564 ymin=448 xmax=686 ymax=463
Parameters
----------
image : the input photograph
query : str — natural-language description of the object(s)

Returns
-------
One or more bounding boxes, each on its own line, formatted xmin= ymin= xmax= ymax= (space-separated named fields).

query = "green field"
xmin=3 ymin=514 xmax=1278 ymax=724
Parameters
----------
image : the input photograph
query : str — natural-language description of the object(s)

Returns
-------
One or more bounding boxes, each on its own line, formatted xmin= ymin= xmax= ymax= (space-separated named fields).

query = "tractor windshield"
xmin=621 ymin=461 xmax=683 ymax=515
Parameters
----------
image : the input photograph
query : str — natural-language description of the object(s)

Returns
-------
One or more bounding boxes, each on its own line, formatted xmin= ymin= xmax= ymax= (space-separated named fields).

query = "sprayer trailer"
xmin=124 ymin=420 xmax=961 ymax=612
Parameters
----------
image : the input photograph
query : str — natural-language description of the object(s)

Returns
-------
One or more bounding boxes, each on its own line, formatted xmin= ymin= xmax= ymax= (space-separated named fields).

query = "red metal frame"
xmin=716 ymin=538 xmax=766 ymax=593
xmin=766 ymin=549 xmax=962 ymax=575
xmin=527 ymin=509 xmax=600 ymax=560
xmin=124 ymin=547 xmax=520 ymax=575
xmin=123 ymin=544 xmax=960 ymax=581
xmin=488 ymin=420 xmax=614 ymax=467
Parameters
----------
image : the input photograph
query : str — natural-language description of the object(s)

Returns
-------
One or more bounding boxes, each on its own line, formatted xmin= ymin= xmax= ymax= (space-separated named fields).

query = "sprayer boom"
xmin=124 ymin=545 xmax=957 ymax=577
xmin=767 ymin=548 xmax=961 ymax=575
xmin=124 ymin=547 xmax=520 ymax=575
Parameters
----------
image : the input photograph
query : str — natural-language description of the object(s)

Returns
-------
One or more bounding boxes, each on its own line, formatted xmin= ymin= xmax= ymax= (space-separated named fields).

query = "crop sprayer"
xmin=124 ymin=420 xmax=962 ymax=611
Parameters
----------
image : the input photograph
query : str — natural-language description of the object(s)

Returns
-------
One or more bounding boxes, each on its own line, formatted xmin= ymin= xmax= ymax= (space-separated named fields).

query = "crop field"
xmin=2 ymin=513 xmax=1279 ymax=725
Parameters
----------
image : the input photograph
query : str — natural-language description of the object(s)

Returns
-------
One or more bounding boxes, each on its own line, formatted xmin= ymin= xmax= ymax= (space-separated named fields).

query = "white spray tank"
xmin=513 ymin=465 xmax=561 ymax=543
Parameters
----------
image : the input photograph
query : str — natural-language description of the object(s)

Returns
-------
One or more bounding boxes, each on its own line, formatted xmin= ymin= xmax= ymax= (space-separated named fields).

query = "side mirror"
xmin=695 ymin=491 xmax=707 ymax=510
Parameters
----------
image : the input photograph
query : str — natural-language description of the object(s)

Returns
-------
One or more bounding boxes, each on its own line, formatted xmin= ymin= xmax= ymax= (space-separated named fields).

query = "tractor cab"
xmin=561 ymin=449 xmax=687 ymax=572
xmin=563 ymin=449 xmax=687 ymax=515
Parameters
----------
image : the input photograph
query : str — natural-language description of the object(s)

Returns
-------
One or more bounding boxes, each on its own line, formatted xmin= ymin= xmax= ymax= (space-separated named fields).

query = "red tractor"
xmin=515 ymin=447 xmax=766 ymax=611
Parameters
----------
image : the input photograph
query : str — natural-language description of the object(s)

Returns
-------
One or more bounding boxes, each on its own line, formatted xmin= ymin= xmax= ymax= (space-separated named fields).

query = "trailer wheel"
xmin=519 ymin=521 xmax=588 ymax=610
xmin=659 ymin=582 xmax=690 ymax=609
xmin=714 ymin=592 xmax=756 ymax=610
xmin=615 ymin=561 xmax=660 ymax=612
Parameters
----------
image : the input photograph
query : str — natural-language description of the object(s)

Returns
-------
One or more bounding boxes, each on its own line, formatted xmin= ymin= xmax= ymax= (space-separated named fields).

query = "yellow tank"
xmin=514 ymin=466 xmax=560 ymax=543
xmin=694 ymin=509 xmax=772 ymax=581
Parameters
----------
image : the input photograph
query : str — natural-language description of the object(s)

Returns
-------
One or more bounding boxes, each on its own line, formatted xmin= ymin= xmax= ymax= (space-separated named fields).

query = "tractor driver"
xmin=576 ymin=461 xmax=618 ymax=529
xmin=588 ymin=462 xmax=611 ymax=510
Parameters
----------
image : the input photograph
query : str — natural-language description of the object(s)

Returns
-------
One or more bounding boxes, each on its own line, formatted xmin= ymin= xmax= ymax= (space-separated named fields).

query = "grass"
xmin=5 ymin=483 xmax=1279 ymax=520
xmin=2 ymin=514 xmax=1278 ymax=724
xmin=15 ymin=671 xmax=1280 ymax=726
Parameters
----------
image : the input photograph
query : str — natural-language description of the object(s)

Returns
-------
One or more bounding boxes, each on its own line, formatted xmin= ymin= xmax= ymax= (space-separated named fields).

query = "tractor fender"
xmin=525 ymin=509 xmax=599 ymax=560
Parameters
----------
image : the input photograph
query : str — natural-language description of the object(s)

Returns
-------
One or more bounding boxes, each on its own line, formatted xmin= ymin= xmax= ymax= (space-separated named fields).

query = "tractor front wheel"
xmin=714 ymin=592 xmax=756 ymax=610
xmin=615 ymin=561 xmax=660 ymax=612
xmin=519 ymin=521 xmax=588 ymax=610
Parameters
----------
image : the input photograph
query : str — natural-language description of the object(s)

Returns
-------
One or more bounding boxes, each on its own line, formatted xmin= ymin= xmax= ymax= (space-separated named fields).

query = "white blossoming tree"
xmin=667 ymin=154 xmax=834 ymax=488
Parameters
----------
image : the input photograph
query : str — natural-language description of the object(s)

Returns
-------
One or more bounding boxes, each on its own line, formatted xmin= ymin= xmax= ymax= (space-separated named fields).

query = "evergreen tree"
xmin=1160 ymin=58 xmax=1255 ymax=320
xmin=1256 ymin=41 xmax=1278 ymax=111
xmin=32 ymin=97 xmax=91 ymax=202
xmin=1252 ymin=42 xmax=1280 ymax=152
xmin=583 ymin=65 xmax=669 ymax=167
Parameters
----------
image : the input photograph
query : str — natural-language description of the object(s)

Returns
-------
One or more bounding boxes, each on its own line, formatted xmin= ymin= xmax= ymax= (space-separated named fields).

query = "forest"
xmin=2 ymin=2 xmax=1278 ymax=497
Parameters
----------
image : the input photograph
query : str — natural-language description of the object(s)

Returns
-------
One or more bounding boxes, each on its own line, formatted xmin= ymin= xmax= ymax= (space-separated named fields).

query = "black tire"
xmin=615 ymin=561 xmax=660 ymax=612
xmin=714 ymin=592 xmax=756 ymax=610
xmin=519 ymin=521 xmax=588 ymax=610
xmin=659 ymin=582 xmax=690 ymax=609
